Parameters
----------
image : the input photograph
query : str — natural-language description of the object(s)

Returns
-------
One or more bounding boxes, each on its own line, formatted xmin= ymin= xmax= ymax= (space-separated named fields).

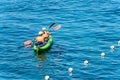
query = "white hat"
xmin=38 ymin=31 xmax=43 ymax=35
xmin=42 ymin=27 xmax=46 ymax=31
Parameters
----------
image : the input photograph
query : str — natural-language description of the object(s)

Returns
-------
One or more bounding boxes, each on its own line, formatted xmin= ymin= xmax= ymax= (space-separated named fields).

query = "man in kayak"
xmin=42 ymin=27 xmax=51 ymax=42
xmin=35 ymin=31 xmax=46 ymax=47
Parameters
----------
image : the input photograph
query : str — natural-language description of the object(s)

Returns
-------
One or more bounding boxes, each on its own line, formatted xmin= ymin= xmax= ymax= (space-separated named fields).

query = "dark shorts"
xmin=35 ymin=42 xmax=46 ymax=48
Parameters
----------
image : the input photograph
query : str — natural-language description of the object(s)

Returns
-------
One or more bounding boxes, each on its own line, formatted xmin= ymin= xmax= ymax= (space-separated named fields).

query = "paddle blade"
xmin=24 ymin=40 xmax=32 ymax=46
xmin=54 ymin=25 xmax=61 ymax=30
xmin=49 ymin=23 xmax=56 ymax=29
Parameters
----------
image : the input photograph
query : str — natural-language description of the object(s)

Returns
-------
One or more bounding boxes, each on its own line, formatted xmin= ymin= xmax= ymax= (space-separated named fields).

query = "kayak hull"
xmin=33 ymin=35 xmax=53 ymax=52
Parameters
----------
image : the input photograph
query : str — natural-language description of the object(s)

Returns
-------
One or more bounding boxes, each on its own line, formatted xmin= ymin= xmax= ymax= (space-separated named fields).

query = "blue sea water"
xmin=0 ymin=0 xmax=120 ymax=80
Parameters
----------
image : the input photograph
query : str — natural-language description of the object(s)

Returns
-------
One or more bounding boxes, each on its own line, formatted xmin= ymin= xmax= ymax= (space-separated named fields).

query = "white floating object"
xmin=101 ymin=52 xmax=105 ymax=58
xmin=68 ymin=67 xmax=73 ymax=73
xmin=118 ymin=41 xmax=120 ymax=46
xmin=84 ymin=60 xmax=88 ymax=66
xmin=45 ymin=75 xmax=49 ymax=80
xmin=110 ymin=45 xmax=114 ymax=50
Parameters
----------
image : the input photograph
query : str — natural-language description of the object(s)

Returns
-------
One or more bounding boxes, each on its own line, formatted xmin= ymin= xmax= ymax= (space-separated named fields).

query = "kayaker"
xmin=42 ymin=27 xmax=51 ymax=42
xmin=35 ymin=31 xmax=46 ymax=47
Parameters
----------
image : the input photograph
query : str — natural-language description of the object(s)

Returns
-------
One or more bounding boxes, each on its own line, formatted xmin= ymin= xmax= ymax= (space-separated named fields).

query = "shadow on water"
xmin=34 ymin=45 xmax=63 ymax=61
xmin=34 ymin=44 xmax=53 ymax=61
xmin=34 ymin=50 xmax=47 ymax=61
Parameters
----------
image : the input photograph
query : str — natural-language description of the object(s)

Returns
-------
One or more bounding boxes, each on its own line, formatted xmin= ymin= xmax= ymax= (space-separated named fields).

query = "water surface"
xmin=0 ymin=0 xmax=120 ymax=80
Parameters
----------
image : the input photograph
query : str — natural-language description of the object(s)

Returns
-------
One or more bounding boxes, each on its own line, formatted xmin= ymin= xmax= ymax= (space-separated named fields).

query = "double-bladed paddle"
xmin=48 ymin=22 xmax=56 ymax=29
xmin=24 ymin=23 xmax=61 ymax=47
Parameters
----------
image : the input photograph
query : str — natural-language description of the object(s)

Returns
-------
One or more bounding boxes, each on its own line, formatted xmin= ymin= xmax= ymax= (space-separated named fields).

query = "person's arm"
xmin=47 ymin=32 xmax=51 ymax=35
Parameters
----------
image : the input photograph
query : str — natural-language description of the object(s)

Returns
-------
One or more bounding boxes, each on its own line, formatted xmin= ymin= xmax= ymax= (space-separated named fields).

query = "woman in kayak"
xmin=42 ymin=27 xmax=51 ymax=42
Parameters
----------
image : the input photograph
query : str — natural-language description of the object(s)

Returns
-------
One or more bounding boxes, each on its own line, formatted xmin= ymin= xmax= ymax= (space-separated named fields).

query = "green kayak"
xmin=33 ymin=35 xmax=53 ymax=52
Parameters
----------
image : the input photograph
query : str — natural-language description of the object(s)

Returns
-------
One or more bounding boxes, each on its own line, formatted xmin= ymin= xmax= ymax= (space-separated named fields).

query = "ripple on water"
xmin=0 ymin=0 xmax=120 ymax=80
